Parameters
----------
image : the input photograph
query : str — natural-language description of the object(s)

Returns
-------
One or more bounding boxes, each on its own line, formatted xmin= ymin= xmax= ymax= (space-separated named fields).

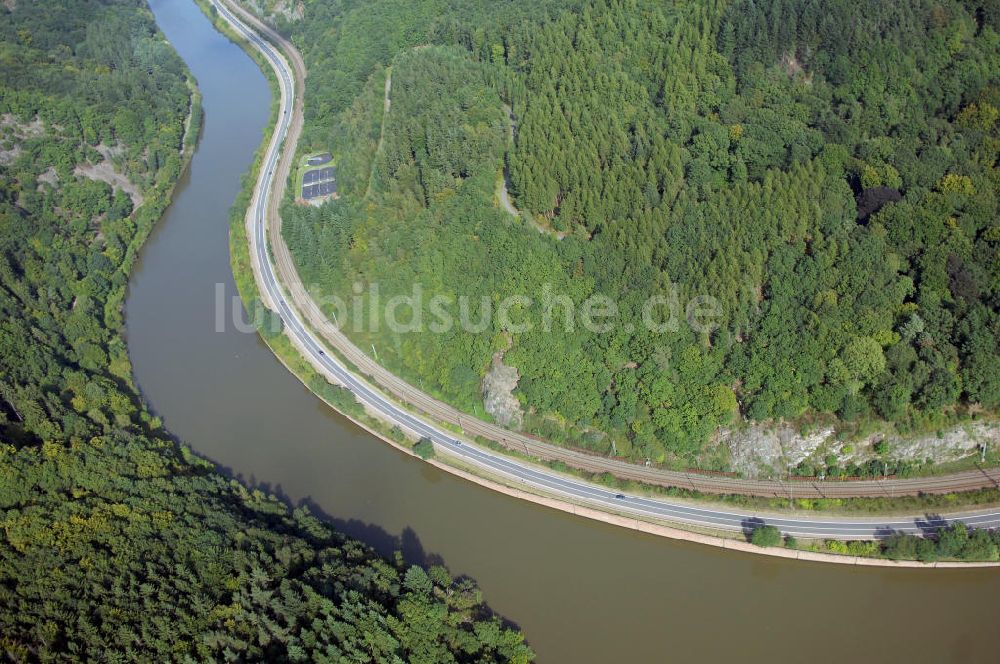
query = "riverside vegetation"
xmin=0 ymin=1 xmax=533 ymax=660
xmin=269 ymin=0 xmax=999 ymax=471
xmin=753 ymin=520 xmax=1000 ymax=563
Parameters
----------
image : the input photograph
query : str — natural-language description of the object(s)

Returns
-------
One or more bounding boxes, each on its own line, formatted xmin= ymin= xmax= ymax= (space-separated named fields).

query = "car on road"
xmin=614 ymin=493 xmax=625 ymax=499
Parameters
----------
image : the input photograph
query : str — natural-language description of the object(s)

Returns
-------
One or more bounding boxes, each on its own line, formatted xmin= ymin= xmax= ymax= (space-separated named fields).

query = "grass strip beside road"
xmin=202 ymin=0 xmax=1000 ymax=561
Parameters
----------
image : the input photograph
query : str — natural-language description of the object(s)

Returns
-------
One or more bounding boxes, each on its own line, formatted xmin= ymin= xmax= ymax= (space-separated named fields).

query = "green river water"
xmin=125 ymin=2 xmax=999 ymax=661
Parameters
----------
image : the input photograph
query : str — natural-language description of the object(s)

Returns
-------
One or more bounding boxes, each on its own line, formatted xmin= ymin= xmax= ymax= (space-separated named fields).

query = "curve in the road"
xmin=212 ymin=0 xmax=1000 ymax=503
xmin=210 ymin=0 xmax=1000 ymax=542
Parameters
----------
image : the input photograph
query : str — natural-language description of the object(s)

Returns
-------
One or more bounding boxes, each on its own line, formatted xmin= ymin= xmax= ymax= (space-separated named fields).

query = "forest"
xmin=0 ymin=1 xmax=532 ymax=660
xmin=276 ymin=0 xmax=1000 ymax=467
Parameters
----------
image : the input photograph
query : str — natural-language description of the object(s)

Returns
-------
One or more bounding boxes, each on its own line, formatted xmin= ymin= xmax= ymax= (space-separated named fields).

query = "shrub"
xmin=916 ymin=538 xmax=939 ymax=562
xmin=936 ymin=522 xmax=969 ymax=558
xmin=847 ymin=541 xmax=881 ymax=557
xmin=883 ymin=533 xmax=919 ymax=560
xmin=751 ymin=525 xmax=782 ymax=547
xmin=252 ymin=300 xmax=284 ymax=340
xmin=960 ymin=530 xmax=999 ymax=561
xmin=825 ymin=540 xmax=850 ymax=554
xmin=413 ymin=438 xmax=435 ymax=460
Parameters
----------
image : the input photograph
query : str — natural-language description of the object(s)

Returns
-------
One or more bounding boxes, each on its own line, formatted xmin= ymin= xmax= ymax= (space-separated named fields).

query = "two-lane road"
xmin=210 ymin=0 xmax=1000 ymax=542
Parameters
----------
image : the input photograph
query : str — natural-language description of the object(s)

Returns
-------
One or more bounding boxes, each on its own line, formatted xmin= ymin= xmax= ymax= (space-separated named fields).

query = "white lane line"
xmin=213 ymin=0 xmax=1000 ymax=542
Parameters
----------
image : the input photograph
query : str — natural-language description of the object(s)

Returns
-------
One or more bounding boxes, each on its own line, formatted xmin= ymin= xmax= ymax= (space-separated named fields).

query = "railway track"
xmin=221 ymin=0 xmax=1000 ymax=504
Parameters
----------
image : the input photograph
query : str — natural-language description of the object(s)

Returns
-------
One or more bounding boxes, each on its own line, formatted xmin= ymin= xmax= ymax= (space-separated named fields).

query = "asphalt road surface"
xmin=210 ymin=0 xmax=1000 ymax=541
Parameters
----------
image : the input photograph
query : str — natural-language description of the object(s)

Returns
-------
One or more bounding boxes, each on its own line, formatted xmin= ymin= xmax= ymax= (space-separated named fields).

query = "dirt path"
xmin=228 ymin=0 xmax=1000 ymax=502
xmin=496 ymin=170 xmax=520 ymax=218
xmin=366 ymin=66 xmax=392 ymax=197
xmin=383 ymin=66 xmax=392 ymax=114
xmin=497 ymin=104 xmax=520 ymax=218
xmin=497 ymin=103 xmax=566 ymax=239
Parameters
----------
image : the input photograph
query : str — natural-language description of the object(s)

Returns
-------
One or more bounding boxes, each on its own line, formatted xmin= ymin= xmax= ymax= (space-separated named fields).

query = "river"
xmin=125 ymin=1 xmax=999 ymax=662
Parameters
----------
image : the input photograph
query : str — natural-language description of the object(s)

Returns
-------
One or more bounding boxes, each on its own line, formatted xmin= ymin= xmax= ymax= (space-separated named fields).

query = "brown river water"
xmin=125 ymin=1 xmax=999 ymax=661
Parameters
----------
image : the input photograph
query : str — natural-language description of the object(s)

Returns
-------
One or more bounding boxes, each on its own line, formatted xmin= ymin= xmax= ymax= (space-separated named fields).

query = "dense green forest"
xmin=276 ymin=0 xmax=1000 ymax=468
xmin=0 ymin=1 xmax=532 ymax=660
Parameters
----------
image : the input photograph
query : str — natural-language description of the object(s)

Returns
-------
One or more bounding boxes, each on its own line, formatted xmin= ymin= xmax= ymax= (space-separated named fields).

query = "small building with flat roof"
xmin=307 ymin=152 xmax=332 ymax=166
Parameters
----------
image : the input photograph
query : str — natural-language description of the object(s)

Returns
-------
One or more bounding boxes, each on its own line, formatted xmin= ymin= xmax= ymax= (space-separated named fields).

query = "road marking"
xmin=213 ymin=0 xmax=1000 ymax=542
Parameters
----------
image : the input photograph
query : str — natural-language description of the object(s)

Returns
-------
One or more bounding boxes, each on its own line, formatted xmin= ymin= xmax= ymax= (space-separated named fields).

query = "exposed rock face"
xmin=885 ymin=423 xmax=998 ymax=463
xmin=73 ymin=142 xmax=143 ymax=208
xmin=244 ymin=0 xmax=303 ymax=22
xmin=1 ymin=113 xmax=44 ymax=165
xmin=0 ymin=144 xmax=20 ymax=166
xmin=36 ymin=167 xmax=59 ymax=187
xmin=482 ymin=351 xmax=523 ymax=429
xmin=724 ymin=421 xmax=1000 ymax=477
xmin=1 ymin=113 xmax=45 ymax=137
xmin=725 ymin=425 xmax=834 ymax=478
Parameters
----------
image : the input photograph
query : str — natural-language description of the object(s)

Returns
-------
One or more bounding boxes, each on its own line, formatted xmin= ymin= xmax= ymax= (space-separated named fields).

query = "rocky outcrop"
xmin=723 ymin=421 xmax=999 ymax=478
xmin=482 ymin=351 xmax=523 ymax=429
xmin=73 ymin=142 xmax=143 ymax=208
xmin=880 ymin=423 xmax=998 ymax=463
xmin=725 ymin=425 xmax=834 ymax=478
xmin=243 ymin=0 xmax=303 ymax=23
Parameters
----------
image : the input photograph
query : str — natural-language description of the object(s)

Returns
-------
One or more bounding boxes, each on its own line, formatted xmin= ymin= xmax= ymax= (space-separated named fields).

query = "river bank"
xmin=127 ymin=2 xmax=1000 ymax=660
xmin=201 ymin=0 xmax=1000 ymax=568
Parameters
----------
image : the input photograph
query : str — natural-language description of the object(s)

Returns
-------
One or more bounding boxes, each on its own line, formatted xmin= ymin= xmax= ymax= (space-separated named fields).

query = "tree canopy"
xmin=277 ymin=0 xmax=998 ymax=467
xmin=0 ymin=1 xmax=532 ymax=660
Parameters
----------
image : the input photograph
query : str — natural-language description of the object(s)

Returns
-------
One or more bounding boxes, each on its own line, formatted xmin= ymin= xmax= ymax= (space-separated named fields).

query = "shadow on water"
xmin=132 ymin=0 xmax=446 ymax=574
xmin=206 ymin=454 xmax=446 ymax=566
xmin=132 ymin=0 xmax=523 ymax=631
xmin=211 ymin=458 xmax=523 ymax=631
xmin=302 ymin=496 xmax=447 ymax=568
xmin=128 ymin=2 xmax=1000 ymax=663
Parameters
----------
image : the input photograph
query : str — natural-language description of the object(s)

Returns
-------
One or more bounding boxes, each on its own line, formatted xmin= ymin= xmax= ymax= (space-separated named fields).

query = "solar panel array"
xmin=302 ymin=179 xmax=337 ymax=200
xmin=302 ymin=162 xmax=339 ymax=199
xmin=303 ymin=167 xmax=335 ymax=184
